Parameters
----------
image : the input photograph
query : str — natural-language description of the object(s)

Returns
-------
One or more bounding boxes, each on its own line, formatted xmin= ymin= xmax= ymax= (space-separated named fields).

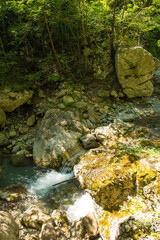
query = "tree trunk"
xmin=78 ymin=0 xmax=88 ymax=75
xmin=44 ymin=13 xmax=63 ymax=70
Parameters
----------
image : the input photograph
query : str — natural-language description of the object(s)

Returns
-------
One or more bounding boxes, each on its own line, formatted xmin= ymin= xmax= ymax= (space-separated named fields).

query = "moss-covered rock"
xmin=74 ymin=147 xmax=157 ymax=211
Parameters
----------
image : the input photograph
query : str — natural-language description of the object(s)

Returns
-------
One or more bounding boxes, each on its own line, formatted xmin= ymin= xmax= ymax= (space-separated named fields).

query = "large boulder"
xmin=33 ymin=109 xmax=84 ymax=170
xmin=115 ymin=47 xmax=160 ymax=98
xmin=74 ymin=148 xmax=157 ymax=211
xmin=0 ymin=211 xmax=19 ymax=240
xmin=0 ymin=90 xmax=33 ymax=112
xmin=0 ymin=108 xmax=6 ymax=127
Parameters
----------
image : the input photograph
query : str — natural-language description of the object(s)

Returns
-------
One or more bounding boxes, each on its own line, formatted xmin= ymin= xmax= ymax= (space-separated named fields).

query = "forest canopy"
xmin=0 ymin=0 xmax=160 ymax=90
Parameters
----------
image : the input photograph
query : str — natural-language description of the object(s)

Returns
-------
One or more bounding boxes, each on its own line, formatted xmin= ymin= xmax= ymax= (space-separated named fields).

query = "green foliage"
xmin=0 ymin=0 xmax=159 ymax=90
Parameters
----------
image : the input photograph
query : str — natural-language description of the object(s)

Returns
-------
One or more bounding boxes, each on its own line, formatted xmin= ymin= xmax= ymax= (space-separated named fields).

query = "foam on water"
xmin=28 ymin=169 xmax=74 ymax=195
xmin=66 ymin=192 xmax=95 ymax=222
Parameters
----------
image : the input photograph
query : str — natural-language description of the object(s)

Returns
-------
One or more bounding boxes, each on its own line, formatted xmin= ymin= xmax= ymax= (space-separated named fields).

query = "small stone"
xmin=98 ymin=90 xmax=110 ymax=98
xmin=57 ymin=89 xmax=66 ymax=98
xmin=62 ymin=96 xmax=74 ymax=105
xmin=9 ymin=129 xmax=17 ymax=138
xmin=19 ymin=126 xmax=28 ymax=134
xmin=27 ymin=114 xmax=36 ymax=126
xmin=12 ymin=145 xmax=21 ymax=154
xmin=58 ymin=103 xmax=66 ymax=109
xmin=75 ymin=101 xmax=87 ymax=111
xmin=111 ymin=90 xmax=118 ymax=98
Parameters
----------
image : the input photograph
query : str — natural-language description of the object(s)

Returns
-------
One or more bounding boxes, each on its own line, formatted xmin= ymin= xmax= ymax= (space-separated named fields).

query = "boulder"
xmin=33 ymin=109 xmax=84 ymax=170
xmin=0 ymin=90 xmax=33 ymax=112
xmin=0 ymin=108 xmax=6 ymax=127
xmin=21 ymin=205 xmax=52 ymax=230
xmin=0 ymin=211 xmax=19 ymax=240
xmin=74 ymin=147 xmax=156 ymax=211
xmin=115 ymin=47 xmax=159 ymax=98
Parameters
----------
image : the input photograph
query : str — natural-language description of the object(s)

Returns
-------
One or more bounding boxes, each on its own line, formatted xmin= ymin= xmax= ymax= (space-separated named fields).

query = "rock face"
xmin=33 ymin=109 xmax=84 ymax=170
xmin=0 ymin=108 xmax=6 ymax=127
xmin=115 ymin=47 xmax=160 ymax=98
xmin=0 ymin=211 xmax=19 ymax=240
xmin=0 ymin=90 xmax=33 ymax=112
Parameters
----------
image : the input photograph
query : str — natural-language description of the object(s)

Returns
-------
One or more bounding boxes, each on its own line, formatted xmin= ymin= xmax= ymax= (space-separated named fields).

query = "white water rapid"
xmin=28 ymin=169 xmax=74 ymax=195
xmin=28 ymin=169 xmax=95 ymax=222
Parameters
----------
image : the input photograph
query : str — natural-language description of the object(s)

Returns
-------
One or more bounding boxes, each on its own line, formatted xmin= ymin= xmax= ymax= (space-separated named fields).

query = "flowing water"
xmin=0 ymin=152 xmax=94 ymax=222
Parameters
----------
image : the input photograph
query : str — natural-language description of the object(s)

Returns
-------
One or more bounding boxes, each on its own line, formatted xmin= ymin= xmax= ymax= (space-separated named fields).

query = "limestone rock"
xmin=0 ymin=211 xmax=19 ymax=240
xmin=21 ymin=205 xmax=52 ymax=230
xmin=33 ymin=109 xmax=84 ymax=170
xmin=115 ymin=47 xmax=158 ymax=98
xmin=80 ymin=134 xmax=99 ymax=149
xmin=0 ymin=90 xmax=33 ymax=112
xmin=0 ymin=108 xmax=6 ymax=127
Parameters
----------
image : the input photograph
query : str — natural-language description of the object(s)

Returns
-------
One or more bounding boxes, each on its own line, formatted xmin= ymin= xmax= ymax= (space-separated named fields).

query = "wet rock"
xmin=0 ymin=184 xmax=27 ymax=201
xmin=33 ymin=109 xmax=84 ymax=170
xmin=27 ymin=114 xmax=36 ymax=126
xmin=0 ymin=90 xmax=33 ymax=112
xmin=0 ymin=108 xmax=6 ymax=127
xmin=11 ymin=153 xmax=31 ymax=166
xmin=0 ymin=211 xmax=19 ymax=240
xmin=80 ymin=134 xmax=99 ymax=149
xmin=115 ymin=47 xmax=158 ymax=98
xmin=21 ymin=205 xmax=52 ymax=230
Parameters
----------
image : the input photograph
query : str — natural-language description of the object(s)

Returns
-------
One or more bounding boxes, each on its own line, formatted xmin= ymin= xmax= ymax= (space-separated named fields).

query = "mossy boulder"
xmin=0 ymin=90 xmax=33 ymax=112
xmin=74 ymin=147 xmax=157 ymax=211
xmin=115 ymin=47 xmax=158 ymax=98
